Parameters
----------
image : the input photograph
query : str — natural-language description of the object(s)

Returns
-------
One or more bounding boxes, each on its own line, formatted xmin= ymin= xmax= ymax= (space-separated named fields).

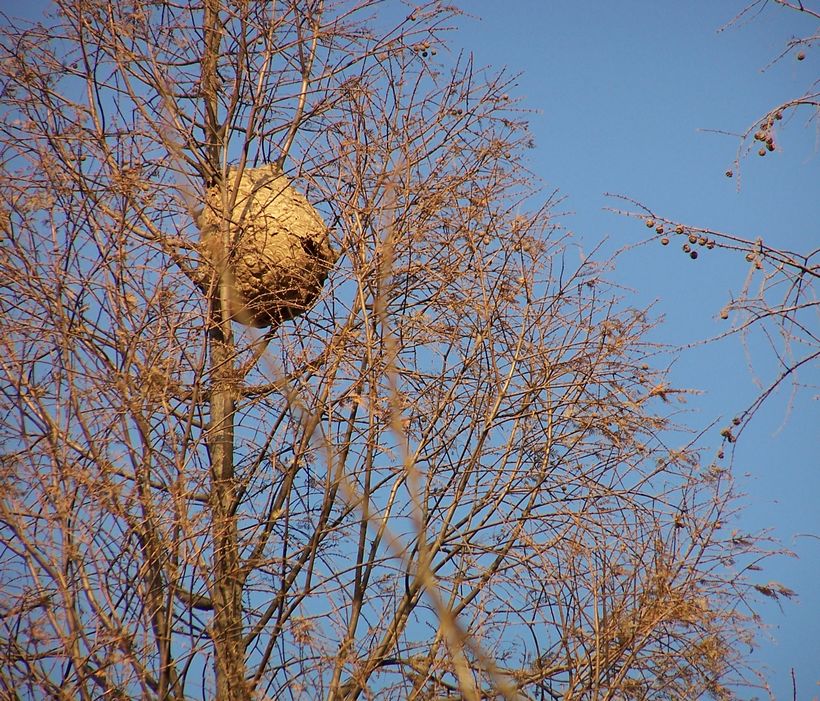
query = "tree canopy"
xmin=0 ymin=2 xmax=802 ymax=700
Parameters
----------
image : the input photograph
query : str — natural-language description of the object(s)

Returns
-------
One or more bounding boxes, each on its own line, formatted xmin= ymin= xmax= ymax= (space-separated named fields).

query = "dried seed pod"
xmin=645 ymin=218 xmax=655 ymax=228
xmin=675 ymin=225 xmax=684 ymax=234
xmin=698 ymin=237 xmax=708 ymax=246
xmin=720 ymin=427 xmax=735 ymax=443
xmin=688 ymin=234 xmax=697 ymax=244
xmin=660 ymin=237 xmax=669 ymax=246
xmin=689 ymin=250 xmax=698 ymax=259
xmin=745 ymin=252 xmax=755 ymax=262
xmin=682 ymin=243 xmax=691 ymax=253
xmin=198 ymin=164 xmax=336 ymax=328
xmin=656 ymin=225 xmax=664 ymax=234
xmin=725 ymin=170 xmax=733 ymax=178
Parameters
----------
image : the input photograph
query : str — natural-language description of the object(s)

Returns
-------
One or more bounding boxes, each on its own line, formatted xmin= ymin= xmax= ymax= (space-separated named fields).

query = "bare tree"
xmin=0 ymin=2 xmax=783 ymax=700
xmin=609 ymin=0 xmax=818 ymax=439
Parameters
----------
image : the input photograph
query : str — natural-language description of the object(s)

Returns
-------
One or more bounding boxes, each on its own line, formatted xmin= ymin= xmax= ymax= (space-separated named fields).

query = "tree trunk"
xmin=201 ymin=1 xmax=248 ymax=698
xmin=208 ymin=329 xmax=247 ymax=701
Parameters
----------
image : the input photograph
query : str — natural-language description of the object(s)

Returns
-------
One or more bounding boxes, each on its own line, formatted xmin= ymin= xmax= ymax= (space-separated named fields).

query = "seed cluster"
xmin=753 ymin=111 xmax=781 ymax=157
xmin=414 ymin=40 xmax=436 ymax=58
xmin=646 ymin=219 xmax=715 ymax=260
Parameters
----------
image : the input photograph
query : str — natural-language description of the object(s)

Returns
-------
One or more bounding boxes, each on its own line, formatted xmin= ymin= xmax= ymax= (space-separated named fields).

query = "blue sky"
xmin=453 ymin=1 xmax=818 ymax=697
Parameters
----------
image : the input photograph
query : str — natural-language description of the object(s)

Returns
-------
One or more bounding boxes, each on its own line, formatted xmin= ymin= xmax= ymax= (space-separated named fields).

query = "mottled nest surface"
xmin=198 ymin=165 xmax=335 ymax=328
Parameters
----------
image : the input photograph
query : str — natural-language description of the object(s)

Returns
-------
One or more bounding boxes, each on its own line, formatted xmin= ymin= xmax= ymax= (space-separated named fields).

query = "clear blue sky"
xmin=454 ymin=1 xmax=818 ymax=698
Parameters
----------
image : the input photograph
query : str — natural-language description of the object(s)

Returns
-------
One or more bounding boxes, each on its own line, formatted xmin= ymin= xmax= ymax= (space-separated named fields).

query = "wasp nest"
xmin=198 ymin=164 xmax=335 ymax=328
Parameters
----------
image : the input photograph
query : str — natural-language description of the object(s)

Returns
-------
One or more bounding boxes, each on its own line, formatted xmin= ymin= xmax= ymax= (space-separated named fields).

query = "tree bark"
xmin=201 ymin=1 xmax=248 ymax=699
xmin=208 ymin=329 xmax=247 ymax=701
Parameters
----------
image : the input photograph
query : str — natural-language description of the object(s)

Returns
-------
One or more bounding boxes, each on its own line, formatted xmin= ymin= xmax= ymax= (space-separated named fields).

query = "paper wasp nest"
xmin=199 ymin=165 xmax=335 ymax=328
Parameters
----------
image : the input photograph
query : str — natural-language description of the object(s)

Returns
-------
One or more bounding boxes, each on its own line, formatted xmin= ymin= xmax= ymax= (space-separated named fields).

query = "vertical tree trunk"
xmin=201 ymin=1 xmax=248 ymax=699
xmin=208 ymin=330 xmax=247 ymax=701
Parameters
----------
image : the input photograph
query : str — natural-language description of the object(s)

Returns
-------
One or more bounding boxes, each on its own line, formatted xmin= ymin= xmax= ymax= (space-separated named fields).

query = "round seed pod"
xmin=198 ymin=164 xmax=336 ymax=328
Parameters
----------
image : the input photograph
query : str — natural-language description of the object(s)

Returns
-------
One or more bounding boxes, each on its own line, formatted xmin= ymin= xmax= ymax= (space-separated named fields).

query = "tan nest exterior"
xmin=198 ymin=165 xmax=335 ymax=328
